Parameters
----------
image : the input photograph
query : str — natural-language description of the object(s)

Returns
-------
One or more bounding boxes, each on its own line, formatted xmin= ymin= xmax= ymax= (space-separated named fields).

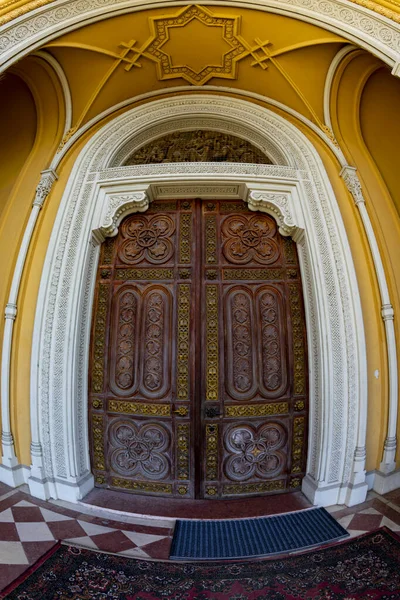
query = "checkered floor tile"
xmin=0 ymin=485 xmax=399 ymax=593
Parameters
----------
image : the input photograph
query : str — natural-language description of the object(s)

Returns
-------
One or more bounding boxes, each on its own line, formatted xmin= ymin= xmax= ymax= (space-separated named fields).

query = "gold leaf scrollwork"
xmin=108 ymin=400 xmax=171 ymax=417
xmin=115 ymin=268 xmax=174 ymax=280
xmin=220 ymin=202 xmax=248 ymax=212
xmin=223 ymin=268 xmax=284 ymax=280
xmin=291 ymin=416 xmax=305 ymax=474
xmin=151 ymin=201 xmax=177 ymax=211
xmin=92 ymin=414 xmax=105 ymax=471
xmin=283 ymin=237 xmax=297 ymax=264
xmin=92 ymin=283 xmax=110 ymax=393
xmin=177 ymin=284 xmax=190 ymax=401
xmin=206 ymin=285 xmax=219 ymax=401
xmin=101 ymin=237 xmax=116 ymax=265
xmin=225 ymin=402 xmax=289 ymax=418
xmin=205 ymin=424 xmax=218 ymax=480
xmin=223 ymin=480 xmax=285 ymax=495
xmin=178 ymin=485 xmax=188 ymax=495
xmin=206 ymin=486 xmax=218 ymax=496
xmin=111 ymin=478 xmax=173 ymax=494
xmin=205 ymin=216 xmax=217 ymax=264
xmin=177 ymin=424 xmax=190 ymax=481
xmin=179 ymin=213 xmax=192 ymax=264
xmin=289 ymin=284 xmax=306 ymax=396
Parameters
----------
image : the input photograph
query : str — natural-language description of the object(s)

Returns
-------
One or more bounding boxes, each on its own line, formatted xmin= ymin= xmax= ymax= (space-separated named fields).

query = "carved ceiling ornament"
xmin=123 ymin=130 xmax=272 ymax=166
xmin=115 ymin=5 xmax=272 ymax=86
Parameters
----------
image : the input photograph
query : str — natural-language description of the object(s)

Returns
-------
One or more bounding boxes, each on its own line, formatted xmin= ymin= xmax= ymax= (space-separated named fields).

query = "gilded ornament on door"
xmin=111 ymin=478 xmax=172 ymax=494
xmin=101 ymin=237 xmax=116 ymax=265
xmin=92 ymin=414 xmax=105 ymax=471
xmin=291 ymin=416 xmax=305 ymax=474
xmin=109 ymin=421 xmax=170 ymax=480
xmin=179 ymin=213 xmax=192 ymax=264
xmin=225 ymin=402 xmax=289 ymax=418
xmin=108 ymin=400 xmax=171 ymax=417
xmin=205 ymin=285 xmax=219 ymax=401
xmin=177 ymin=284 xmax=190 ymax=401
xmin=223 ymin=480 xmax=285 ymax=495
xmin=289 ymin=284 xmax=306 ymax=396
xmin=177 ymin=424 xmax=190 ymax=480
xmin=223 ymin=268 xmax=284 ymax=280
xmin=224 ymin=423 xmax=286 ymax=481
xmin=92 ymin=284 xmax=110 ymax=393
xmin=205 ymin=424 xmax=219 ymax=480
xmin=205 ymin=215 xmax=217 ymax=264
xmin=222 ymin=215 xmax=279 ymax=265
xmin=115 ymin=268 xmax=174 ymax=280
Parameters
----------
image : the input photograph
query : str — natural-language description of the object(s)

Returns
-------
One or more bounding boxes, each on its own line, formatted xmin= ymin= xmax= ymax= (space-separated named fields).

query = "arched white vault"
xmin=29 ymin=95 xmax=368 ymax=507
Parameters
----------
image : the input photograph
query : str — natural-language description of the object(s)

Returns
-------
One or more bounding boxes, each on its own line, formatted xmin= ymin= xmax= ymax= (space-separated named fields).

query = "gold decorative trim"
xmin=289 ymin=284 xmax=306 ymax=395
xmin=225 ymin=402 xmax=289 ymax=417
xmin=205 ymin=424 xmax=218 ymax=480
xmin=283 ymin=237 xmax=297 ymax=265
xmin=177 ymin=284 xmax=190 ymax=401
xmin=223 ymin=480 xmax=285 ymax=495
xmin=115 ymin=268 xmax=174 ymax=280
xmin=205 ymin=285 xmax=219 ymax=401
xmin=111 ymin=478 xmax=173 ymax=494
xmin=205 ymin=485 xmax=218 ymax=496
xmin=205 ymin=216 xmax=217 ymax=264
xmin=92 ymin=414 xmax=105 ymax=471
xmin=174 ymin=406 xmax=189 ymax=417
xmin=294 ymin=400 xmax=305 ymax=411
xmin=108 ymin=400 xmax=171 ymax=417
xmin=101 ymin=237 xmax=116 ymax=265
xmin=291 ymin=416 xmax=305 ymax=474
xmin=223 ymin=268 xmax=284 ymax=280
xmin=179 ymin=213 xmax=192 ymax=264
xmin=177 ymin=424 xmax=190 ymax=480
xmin=150 ymin=201 xmax=177 ymax=211
xmin=220 ymin=202 xmax=248 ymax=212
xmin=92 ymin=283 xmax=110 ymax=394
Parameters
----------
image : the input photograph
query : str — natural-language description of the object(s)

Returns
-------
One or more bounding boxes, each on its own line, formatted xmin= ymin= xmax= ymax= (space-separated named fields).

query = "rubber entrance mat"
xmin=170 ymin=507 xmax=348 ymax=560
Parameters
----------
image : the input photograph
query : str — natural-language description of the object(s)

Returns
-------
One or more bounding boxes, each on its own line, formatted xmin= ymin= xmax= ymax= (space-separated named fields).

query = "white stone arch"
xmin=0 ymin=0 xmax=400 ymax=73
xmin=29 ymin=94 xmax=368 ymax=508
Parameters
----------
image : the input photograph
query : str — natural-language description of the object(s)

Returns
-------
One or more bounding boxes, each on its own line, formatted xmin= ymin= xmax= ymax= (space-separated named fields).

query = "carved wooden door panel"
xmin=89 ymin=200 xmax=196 ymax=498
xmin=89 ymin=199 xmax=308 ymax=499
xmin=200 ymin=201 xmax=308 ymax=499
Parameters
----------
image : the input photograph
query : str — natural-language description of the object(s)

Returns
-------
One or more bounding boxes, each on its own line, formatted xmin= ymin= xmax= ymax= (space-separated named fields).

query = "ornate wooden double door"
xmin=89 ymin=199 xmax=308 ymax=499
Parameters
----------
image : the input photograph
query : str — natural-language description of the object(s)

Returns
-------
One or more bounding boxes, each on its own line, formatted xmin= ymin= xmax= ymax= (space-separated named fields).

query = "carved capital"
xmin=340 ymin=166 xmax=365 ymax=206
xmin=4 ymin=302 xmax=17 ymax=320
xmin=247 ymin=191 xmax=296 ymax=237
xmin=99 ymin=191 xmax=149 ymax=238
xmin=381 ymin=303 xmax=395 ymax=321
xmin=33 ymin=169 xmax=58 ymax=208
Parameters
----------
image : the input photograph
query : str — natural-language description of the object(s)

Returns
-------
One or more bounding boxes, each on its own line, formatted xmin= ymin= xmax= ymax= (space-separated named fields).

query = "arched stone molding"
xmin=1 ymin=0 xmax=400 ymax=73
xmin=29 ymin=94 xmax=368 ymax=508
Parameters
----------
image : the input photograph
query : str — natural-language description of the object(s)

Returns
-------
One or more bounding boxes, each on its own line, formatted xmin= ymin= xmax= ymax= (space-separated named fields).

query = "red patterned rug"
xmin=2 ymin=528 xmax=400 ymax=599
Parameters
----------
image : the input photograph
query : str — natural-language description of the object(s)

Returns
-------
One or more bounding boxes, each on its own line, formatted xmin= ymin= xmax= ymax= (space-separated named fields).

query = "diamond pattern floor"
xmin=0 ymin=485 xmax=399 ymax=593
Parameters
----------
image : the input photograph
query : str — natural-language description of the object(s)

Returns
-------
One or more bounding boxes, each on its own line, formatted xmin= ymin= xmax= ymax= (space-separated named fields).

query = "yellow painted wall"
xmin=0 ymin=54 xmax=65 ymax=463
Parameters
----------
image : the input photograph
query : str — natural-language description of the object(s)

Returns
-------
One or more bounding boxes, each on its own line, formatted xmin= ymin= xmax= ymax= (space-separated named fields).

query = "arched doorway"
xmin=89 ymin=198 xmax=308 ymax=499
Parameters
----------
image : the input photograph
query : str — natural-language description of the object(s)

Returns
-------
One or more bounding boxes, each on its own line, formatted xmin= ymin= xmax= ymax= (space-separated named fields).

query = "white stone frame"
xmin=29 ymin=95 xmax=368 ymax=507
xmin=1 ymin=0 xmax=400 ymax=74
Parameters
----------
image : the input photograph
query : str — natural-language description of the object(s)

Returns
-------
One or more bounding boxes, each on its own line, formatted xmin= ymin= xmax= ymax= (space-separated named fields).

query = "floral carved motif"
xmin=119 ymin=215 xmax=175 ymax=265
xmin=113 ymin=291 xmax=137 ymax=393
xmin=143 ymin=292 xmax=165 ymax=393
xmin=259 ymin=291 xmax=282 ymax=392
xmin=222 ymin=215 xmax=279 ymax=265
xmin=110 ymin=421 xmax=170 ymax=480
xmin=231 ymin=292 xmax=253 ymax=394
xmin=225 ymin=423 xmax=286 ymax=481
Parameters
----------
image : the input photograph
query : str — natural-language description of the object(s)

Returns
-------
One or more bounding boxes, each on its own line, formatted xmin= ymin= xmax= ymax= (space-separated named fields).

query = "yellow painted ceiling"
xmin=39 ymin=5 xmax=346 ymax=144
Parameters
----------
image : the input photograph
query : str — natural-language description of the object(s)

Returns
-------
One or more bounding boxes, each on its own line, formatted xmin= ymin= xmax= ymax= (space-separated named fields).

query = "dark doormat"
xmin=2 ymin=529 xmax=400 ymax=599
xmin=170 ymin=507 xmax=348 ymax=559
